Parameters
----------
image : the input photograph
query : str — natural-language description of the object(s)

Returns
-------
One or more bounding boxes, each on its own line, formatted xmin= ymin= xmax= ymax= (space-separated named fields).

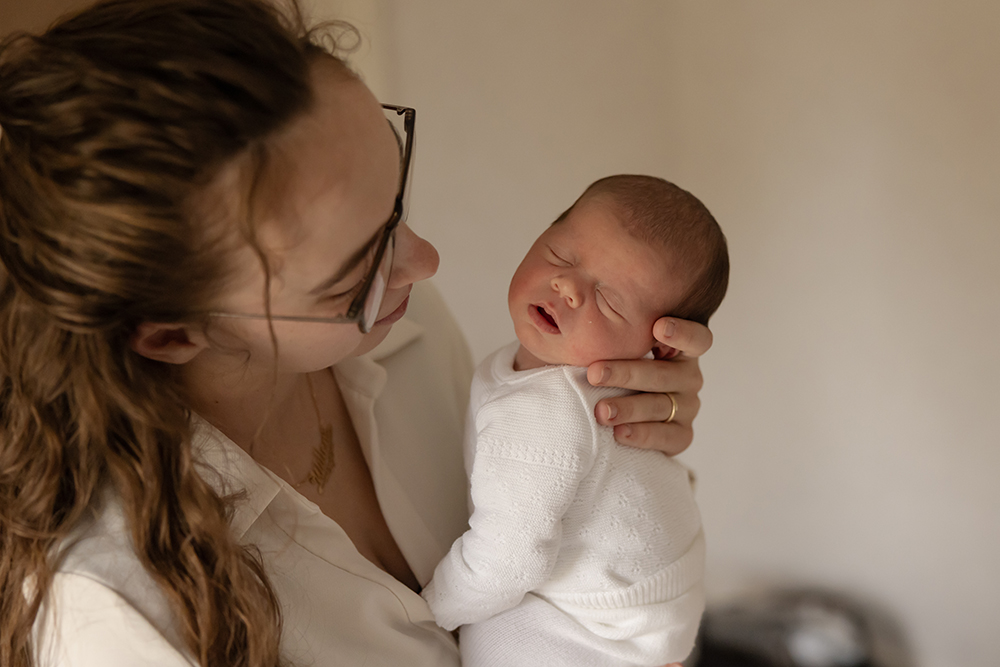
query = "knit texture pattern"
xmin=422 ymin=342 xmax=705 ymax=666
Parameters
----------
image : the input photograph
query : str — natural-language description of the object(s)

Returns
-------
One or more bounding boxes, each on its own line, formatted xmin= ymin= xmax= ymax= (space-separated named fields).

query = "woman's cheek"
xmin=269 ymin=327 xmax=366 ymax=372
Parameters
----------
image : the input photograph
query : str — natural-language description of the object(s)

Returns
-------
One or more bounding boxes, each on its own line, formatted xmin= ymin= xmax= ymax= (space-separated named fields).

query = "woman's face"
xmin=208 ymin=57 xmax=439 ymax=374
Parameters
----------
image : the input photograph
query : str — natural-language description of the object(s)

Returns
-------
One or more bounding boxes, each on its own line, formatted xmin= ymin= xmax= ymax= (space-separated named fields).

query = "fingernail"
xmin=598 ymin=366 xmax=611 ymax=385
xmin=604 ymin=403 xmax=617 ymax=422
xmin=618 ymin=425 xmax=632 ymax=440
xmin=661 ymin=319 xmax=676 ymax=339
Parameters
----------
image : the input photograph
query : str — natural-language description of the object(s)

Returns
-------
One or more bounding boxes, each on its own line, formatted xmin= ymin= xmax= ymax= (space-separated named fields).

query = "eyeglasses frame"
xmin=208 ymin=104 xmax=416 ymax=334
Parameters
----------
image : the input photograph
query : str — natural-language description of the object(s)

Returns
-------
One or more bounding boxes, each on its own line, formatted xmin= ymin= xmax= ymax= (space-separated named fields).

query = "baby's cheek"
xmin=599 ymin=328 xmax=654 ymax=362
xmin=566 ymin=328 xmax=618 ymax=365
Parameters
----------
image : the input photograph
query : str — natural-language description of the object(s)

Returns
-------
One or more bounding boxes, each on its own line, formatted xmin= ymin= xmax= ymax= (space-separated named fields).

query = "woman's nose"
xmin=551 ymin=275 xmax=582 ymax=307
xmin=388 ymin=222 xmax=439 ymax=288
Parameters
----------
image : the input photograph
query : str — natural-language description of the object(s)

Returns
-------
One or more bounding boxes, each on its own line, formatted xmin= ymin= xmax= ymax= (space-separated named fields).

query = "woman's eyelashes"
xmin=324 ymin=279 xmax=363 ymax=302
xmin=322 ymin=265 xmax=369 ymax=302
xmin=322 ymin=238 xmax=382 ymax=303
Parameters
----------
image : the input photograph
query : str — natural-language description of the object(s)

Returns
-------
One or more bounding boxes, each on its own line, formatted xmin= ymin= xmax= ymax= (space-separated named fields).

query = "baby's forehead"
xmin=592 ymin=193 xmax=700 ymax=268
xmin=552 ymin=207 xmax=687 ymax=315
xmin=575 ymin=196 xmax=681 ymax=265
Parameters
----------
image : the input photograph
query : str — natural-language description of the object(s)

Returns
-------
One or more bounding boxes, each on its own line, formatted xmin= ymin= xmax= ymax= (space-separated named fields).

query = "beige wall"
xmin=6 ymin=1 xmax=998 ymax=665
xmin=331 ymin=1 xmax=1000 ymax=666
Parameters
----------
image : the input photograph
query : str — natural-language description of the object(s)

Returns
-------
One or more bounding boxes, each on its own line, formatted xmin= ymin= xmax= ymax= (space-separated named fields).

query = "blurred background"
xmin=3 ymin=1 xmax=998 ymax=665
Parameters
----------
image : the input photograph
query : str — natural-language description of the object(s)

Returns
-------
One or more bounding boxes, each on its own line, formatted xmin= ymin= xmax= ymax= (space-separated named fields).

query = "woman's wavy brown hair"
xmin=0 ymin=1 xmax=347 ymax=664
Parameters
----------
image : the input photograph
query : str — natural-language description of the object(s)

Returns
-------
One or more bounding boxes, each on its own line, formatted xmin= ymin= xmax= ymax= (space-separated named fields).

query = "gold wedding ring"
xmin=665 ymin=392 xmax=678 ymax=424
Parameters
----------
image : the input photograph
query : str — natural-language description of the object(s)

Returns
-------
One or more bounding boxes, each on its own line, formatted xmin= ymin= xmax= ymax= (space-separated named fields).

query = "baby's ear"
xmin=652 ymin=341 xmax=680 ymax=360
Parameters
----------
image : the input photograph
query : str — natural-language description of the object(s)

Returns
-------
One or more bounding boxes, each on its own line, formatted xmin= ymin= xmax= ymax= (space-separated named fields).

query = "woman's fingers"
xmin=595 ymin=390 xmax=700 ymax=428
xmin=596 ymin=390 xmax=698 ymax=454
xmin=587 ymin=355 xmax=703 ymax=395
xmin=654 ymin=317 xmax=713 ymax=359
xmin=613 ymin=420 xmax=693 ymax=455
xmin=588 ymin=317 xmax=712 ymax=456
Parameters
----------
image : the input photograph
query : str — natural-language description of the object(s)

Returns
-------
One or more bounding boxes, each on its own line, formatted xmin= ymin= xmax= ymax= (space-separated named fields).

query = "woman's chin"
xmin=374 ymin=294 xmax=409 ymax=327
xmin=349 ymin=324 xmax=391 ymax=357
xmin=348 ymin=294 xmax=409 ymax=357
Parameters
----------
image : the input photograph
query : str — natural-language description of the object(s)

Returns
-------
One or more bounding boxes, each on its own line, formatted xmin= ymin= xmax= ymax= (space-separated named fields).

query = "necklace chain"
xmin=296 ymin=372 xmax=335 ymax=494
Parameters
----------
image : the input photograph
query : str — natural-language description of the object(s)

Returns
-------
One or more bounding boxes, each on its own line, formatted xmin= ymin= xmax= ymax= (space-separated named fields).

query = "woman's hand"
xmin=588 ymin=317 xmax=713 ymax=456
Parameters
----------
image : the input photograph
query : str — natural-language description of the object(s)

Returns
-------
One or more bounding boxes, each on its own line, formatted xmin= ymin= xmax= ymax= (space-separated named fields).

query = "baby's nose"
xmin=551 ymin=275 xmax=582 ymax=307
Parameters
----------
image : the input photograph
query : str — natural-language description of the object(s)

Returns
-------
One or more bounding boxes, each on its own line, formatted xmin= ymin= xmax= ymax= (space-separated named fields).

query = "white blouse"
xmin=32 ymin=282 xmax=475 ymax=667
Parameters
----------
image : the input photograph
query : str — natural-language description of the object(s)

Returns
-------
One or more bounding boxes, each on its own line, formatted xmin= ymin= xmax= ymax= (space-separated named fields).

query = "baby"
xmin=422 ymin=175 xmax=729 ymax=667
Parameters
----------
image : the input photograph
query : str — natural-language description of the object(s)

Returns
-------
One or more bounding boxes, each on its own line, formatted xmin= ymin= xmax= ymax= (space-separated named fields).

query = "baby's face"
xmin=508 ymin=197 xmax=687 ymax=369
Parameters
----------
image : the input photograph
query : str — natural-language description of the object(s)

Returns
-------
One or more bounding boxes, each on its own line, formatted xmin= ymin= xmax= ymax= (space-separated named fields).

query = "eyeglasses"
xmin=210 ymin=104 xmax=415 ymax=334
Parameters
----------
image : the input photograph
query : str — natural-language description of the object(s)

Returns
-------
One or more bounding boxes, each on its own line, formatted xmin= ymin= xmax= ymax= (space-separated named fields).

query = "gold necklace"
xmin=296 ymin=372 xmax=335 ymax=494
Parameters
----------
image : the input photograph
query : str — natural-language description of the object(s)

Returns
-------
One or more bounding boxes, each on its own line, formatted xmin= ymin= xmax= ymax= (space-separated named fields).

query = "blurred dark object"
xmin=687 ymin=588 xmax=914 ymax=667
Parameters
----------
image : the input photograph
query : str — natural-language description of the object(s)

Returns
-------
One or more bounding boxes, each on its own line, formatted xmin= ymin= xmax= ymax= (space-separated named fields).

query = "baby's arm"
xmin=421 ymin=393 xmax=593 ymax=631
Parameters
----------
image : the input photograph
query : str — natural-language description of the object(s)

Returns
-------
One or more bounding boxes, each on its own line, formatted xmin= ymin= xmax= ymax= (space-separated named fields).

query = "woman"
xmin=0 ymin=1 xmax=712 ymax=665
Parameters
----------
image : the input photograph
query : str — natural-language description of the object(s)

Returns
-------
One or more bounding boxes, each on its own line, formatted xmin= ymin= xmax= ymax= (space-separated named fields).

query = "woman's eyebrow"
xmin=307 ymin=226 xmax=382 ymax=296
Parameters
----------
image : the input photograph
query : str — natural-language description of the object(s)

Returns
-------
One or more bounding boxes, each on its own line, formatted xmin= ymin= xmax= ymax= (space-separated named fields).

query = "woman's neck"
xmin=179 ymin=347 xmax=420 ymax=590
xmin=179 ymin=350 xmax=336 ymax=459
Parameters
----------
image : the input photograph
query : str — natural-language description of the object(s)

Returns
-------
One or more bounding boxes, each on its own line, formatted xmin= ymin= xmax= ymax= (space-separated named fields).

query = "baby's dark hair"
xmin=570 ymin=174 xmax=729 ymax=326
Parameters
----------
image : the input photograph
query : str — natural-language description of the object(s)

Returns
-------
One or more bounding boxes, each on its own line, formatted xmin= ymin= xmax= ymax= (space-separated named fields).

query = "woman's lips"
xmin=528 ymin=303 xmax=560 ymax=334
xmin=374 ymin=293 xmax=410 ymax=327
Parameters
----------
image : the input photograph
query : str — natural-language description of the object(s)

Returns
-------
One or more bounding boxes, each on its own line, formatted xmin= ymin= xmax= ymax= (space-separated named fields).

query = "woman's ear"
xmin=130 ymin=322 xmax=210 ymax=364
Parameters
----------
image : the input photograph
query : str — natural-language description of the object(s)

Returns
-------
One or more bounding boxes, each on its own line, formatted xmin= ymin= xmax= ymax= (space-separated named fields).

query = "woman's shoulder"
xmin=35 ymin=568 xmax=194 ymax=666
xmin=37 ymin=490 xmax=191 ymax=665
xmin=55 ymin=490 xmax=150 ymax=593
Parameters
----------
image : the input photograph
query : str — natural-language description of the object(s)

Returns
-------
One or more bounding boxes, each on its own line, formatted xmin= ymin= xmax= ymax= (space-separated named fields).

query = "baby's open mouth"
xmin=534 ymin=305 xmax=559 ymax=331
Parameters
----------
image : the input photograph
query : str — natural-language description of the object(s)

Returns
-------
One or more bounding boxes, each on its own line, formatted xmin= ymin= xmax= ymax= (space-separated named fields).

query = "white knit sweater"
xmin=422 ymin=342 xmax=705 ymax=667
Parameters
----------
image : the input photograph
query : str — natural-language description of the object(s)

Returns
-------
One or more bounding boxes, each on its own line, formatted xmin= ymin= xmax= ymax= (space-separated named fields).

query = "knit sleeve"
xmin=421 ymin=374 xmax=595 ymax=631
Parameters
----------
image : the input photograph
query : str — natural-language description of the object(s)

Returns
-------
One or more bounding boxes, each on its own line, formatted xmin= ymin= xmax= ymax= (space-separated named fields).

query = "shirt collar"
xmin=192 ymin=414 xmax=283 ymax=539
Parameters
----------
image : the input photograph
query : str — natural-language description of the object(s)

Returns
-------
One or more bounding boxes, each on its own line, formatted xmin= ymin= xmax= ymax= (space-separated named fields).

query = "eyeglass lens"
xmin=361 ymin=232 xmax=395 ymax=332
xmin=358 ymin=107 xmax=412 ymax=332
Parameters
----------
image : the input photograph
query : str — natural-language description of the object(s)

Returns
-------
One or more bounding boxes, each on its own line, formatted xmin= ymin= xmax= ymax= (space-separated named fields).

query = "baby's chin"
xmin=517 ymin=337 xmax=658 ymax=371
xmin=514 ymin=339 xmax=600 ymax=371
